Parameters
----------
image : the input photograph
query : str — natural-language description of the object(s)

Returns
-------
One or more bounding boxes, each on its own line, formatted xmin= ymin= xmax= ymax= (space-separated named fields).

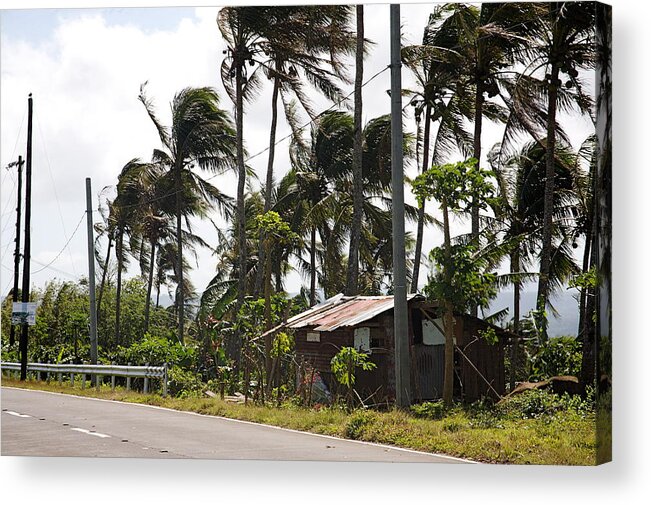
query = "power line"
xmin=36 ymin=117 xmax=78 ymax=277
xmin=31 ymin=257 xmax=79 ymax=280
xmin=32 ymin=211 xmax=85 ymax=275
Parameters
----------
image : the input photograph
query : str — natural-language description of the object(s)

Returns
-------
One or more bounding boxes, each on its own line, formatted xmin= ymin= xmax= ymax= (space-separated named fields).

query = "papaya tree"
xmin=412 ymin=158 xmax=495 ymax=405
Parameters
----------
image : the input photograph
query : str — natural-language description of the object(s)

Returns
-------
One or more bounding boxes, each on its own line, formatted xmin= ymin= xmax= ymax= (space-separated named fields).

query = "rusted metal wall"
xmin=457 ymin=318 xmax=506 ymax=402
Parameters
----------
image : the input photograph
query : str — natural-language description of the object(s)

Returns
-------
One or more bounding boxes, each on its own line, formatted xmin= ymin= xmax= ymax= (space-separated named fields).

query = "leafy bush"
xmin=344 ymin=410 xmax=377 ymax=439
xmin=168 ymin=366 xmax=204 ymax=398
xmin=410 ymin=400 xmax=447 ymax=420
xmin=114 ymin=334 xmax=196 ymax=369
xmin=498 ymin=389 xmax=594 ymax=420
xmin=528 ymin=336 xmax=582 ymax=381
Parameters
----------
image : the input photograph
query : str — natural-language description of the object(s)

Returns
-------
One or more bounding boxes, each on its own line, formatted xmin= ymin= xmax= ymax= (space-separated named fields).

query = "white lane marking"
xmin=70 ymin=427 xmax=110 ymax=438
xmin=5 ymin=410 xmax=32 ymax=418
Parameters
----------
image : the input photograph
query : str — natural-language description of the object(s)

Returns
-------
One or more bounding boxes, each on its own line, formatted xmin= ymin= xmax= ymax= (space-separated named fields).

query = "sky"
xmin=0 ymin=0 xmax=594 ymax=332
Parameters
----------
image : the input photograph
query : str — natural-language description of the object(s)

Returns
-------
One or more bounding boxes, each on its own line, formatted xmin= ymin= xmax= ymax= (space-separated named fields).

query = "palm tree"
xmin=111 ymin=159 xmax=149 ymax=346
xmin=219 ymin=6 xmax=269 ymax=313
xmin=345 ymin=4 xmax=366 ymax=297
xmin=490 ymin=138 xmax=585 ymax=388
xmin=138 ymin=85 xmax=237 ymax=343
xmin=290 ymin=111 xmax=416 ymax=303
xmin=528 ymin=2 xmax=595 ymax=332
xmin=251 ymin=6 xmax=356 ymax=296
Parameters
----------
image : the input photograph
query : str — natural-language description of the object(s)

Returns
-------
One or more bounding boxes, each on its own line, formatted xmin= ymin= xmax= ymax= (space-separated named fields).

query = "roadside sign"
xmin=11 ymin=302 xmax=37 ymax=326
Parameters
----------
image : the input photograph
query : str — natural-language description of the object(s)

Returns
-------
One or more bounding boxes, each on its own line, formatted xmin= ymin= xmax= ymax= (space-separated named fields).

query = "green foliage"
xmin=344 ymin=409 xmax=378 ymax=439
xmin=424 ymin=243 xmax=497 ymax=311
xmin=410 ymin=400 xmax=447 ymax=420
xmin=167 ymin=366 xmax=204 ymax=398
xmin=271 ymin=331 xmax=294 ymax=358
xmin=479 ymin=327 xmax=499 ymax=346
xmin=498 ymin=389 xmax=593 ymax=420
xmin=330 ymin=347 xmax=376 ymax=388
xmin=411 ymin=158 xmax=495 ymax=212
xmin=528 ymin=336 xmax=582 ymax=381
xmin=569 ymin=266 xmax=598 ymax=290
xmin=255 ymin=211 xmax=298 ymax=245
xmin=114 ymin=333 xmax=196 ymax=369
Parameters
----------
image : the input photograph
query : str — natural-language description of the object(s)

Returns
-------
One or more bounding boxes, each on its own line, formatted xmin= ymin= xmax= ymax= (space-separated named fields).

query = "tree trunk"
xmin=254 ymin=77 xmax=281 ymax=297
xmin=114 ymin=230 xmax=123 ymax=347
xmin=144 ymin=237 xmax=156 ymax=334
xmin=309 ymin=225 xmax=317 ymax=306
xmin=509 ymin=250 xmax=521 ymax=392
xmin=441 ymin=199 xmax=455 ymax=406
xmin=175 ymin=160 xmax=185 ymax=345
xmin=580 ymin=183 xmax=598 ymax=388
xmin=345 ymin=4 xmax=364 ymax=297
xmin=96 ymin=235 xmax=112 ymax=327
xmin=264 ymin=242 xmax=273 ymax=394
xmin=235 ymin=63 xmax=247 ymax=313
xmin=536 ymin=62 xmax=560 ymax=340
xmin=411 ymin=105 xmax=432 ymax=293
xmin=470 ymin=84 xmax=484 ymax=317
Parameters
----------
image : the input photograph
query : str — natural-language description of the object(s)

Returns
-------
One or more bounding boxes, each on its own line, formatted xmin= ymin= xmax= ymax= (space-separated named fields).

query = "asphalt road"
xmin=1 ymin=387 xmax=469 ymax=463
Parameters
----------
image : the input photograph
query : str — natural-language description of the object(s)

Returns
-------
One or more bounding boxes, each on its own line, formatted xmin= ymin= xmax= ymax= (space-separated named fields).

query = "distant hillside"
xmin=488 ymin=288 xmax=579 ymax=337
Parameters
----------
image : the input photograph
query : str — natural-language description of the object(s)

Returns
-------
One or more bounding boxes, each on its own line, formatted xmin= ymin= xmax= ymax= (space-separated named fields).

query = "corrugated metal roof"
xmin=286 ymin=294 xmax=421 ymax=332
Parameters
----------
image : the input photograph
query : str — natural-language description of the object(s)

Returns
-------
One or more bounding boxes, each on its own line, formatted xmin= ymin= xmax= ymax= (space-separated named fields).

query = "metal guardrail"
xmin=1 ymin=362 xmax=168 ymax=397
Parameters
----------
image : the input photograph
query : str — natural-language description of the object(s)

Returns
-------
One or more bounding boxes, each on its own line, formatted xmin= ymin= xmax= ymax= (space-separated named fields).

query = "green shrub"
xmin=498 ymin=389 xmax=594 ymax=420
xmin=410 ymin=400 xmax=447 ymax=420
xmin=168 ymin=366 xmax=204 ymax=398
xmin=528 ymin=336 xmax=581 ymax=381
xmin=344 ymin=410 xmax=377 ymax=439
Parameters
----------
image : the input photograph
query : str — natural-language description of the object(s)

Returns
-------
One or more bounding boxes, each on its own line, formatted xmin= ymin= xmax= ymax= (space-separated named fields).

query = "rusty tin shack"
xmin=274 ymin=294 xmax=512 ymax=404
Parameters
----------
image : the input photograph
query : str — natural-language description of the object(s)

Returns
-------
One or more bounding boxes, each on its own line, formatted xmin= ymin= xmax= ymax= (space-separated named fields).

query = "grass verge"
xmin=1 ymin=377 xmax=597 ymax=465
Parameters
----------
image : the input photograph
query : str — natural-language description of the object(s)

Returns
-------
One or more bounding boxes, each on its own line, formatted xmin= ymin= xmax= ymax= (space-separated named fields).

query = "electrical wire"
xmin=32 ymin=211 xmax=85 ymax=275
xmin=36 ymin=117 xmax=78 ymax=277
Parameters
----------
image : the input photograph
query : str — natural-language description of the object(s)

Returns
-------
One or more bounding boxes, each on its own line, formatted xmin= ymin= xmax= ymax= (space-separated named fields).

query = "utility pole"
xmin=19 ymin=94 xmax=33 ymax=381
xmin=86 ymin=178 xmax=99 ymax=372
xmin=390 ymin=4 xmax=411 ymax=407
xmin=9 ymin=156 xmax=23 ymax=347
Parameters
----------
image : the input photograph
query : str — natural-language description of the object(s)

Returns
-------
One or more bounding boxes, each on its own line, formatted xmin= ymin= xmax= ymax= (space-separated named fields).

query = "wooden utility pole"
xmin=390 ymin=4 xmax=411 ymax=407
xmin=9 ymin=156 xmax=24 ymax=347
xmin=19 ymin=94 xmax=33 ymax=381
xmin=86 ymin=178 xmax=98 ymax=369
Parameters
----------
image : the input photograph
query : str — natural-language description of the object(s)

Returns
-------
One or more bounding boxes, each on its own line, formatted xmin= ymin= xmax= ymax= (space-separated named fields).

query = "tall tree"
xmin=413 ymin=158 xmax=495 ymax=405
xmin=138 ymin=85 xmax=237 ymax=343
xmin=219 ymin=7 xmax=269 ymax=313
xmin=530 ymin=2 xmax=595 ymax=335
xmin=252 ymin=5 xmax=355 ymax=296
xmin=345 ymin=4 xmax=365 ymax=296
xmin=489 ymin=139 xmax=585 ymax=389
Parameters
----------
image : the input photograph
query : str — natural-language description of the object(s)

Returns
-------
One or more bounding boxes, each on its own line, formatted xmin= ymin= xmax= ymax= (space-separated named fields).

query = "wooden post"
xmin=81 ymin=374 xmax=86 ymax=389
xmin=126 ymin=362 xmax=131 ymax=391
xmin=70 ymin=373 xmax=75 ymax=387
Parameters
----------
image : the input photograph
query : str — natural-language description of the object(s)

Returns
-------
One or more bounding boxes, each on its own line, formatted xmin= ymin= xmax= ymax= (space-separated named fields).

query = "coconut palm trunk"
xmin=536 ymin=63 xmax=560 ymax=339
xmin=254 ymin=77 xmax=281 ymax=297
xmin=96 ymin=235 xmax=112 ymax=325
xmin=509 ymin=249 xmax=521 ymax=392
xmin=235 ymin=65 xmax=247 ymax=311
xmin=309 ymin=225 xmax=317 ymax=306
xmin=175 ymin=159 xmax=185 ymax=344
xmin=411 ymin=105 xmax=431 ymax=293
xmin=114 ymin=229 xmax=124 ymax=346
xmin=345 ymin=4 xmax=364 ymax=296
xmin=144 ymin=237 xmax=157 ymax=334
xmin=441 ymin=196 xmax=455 ymax=406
